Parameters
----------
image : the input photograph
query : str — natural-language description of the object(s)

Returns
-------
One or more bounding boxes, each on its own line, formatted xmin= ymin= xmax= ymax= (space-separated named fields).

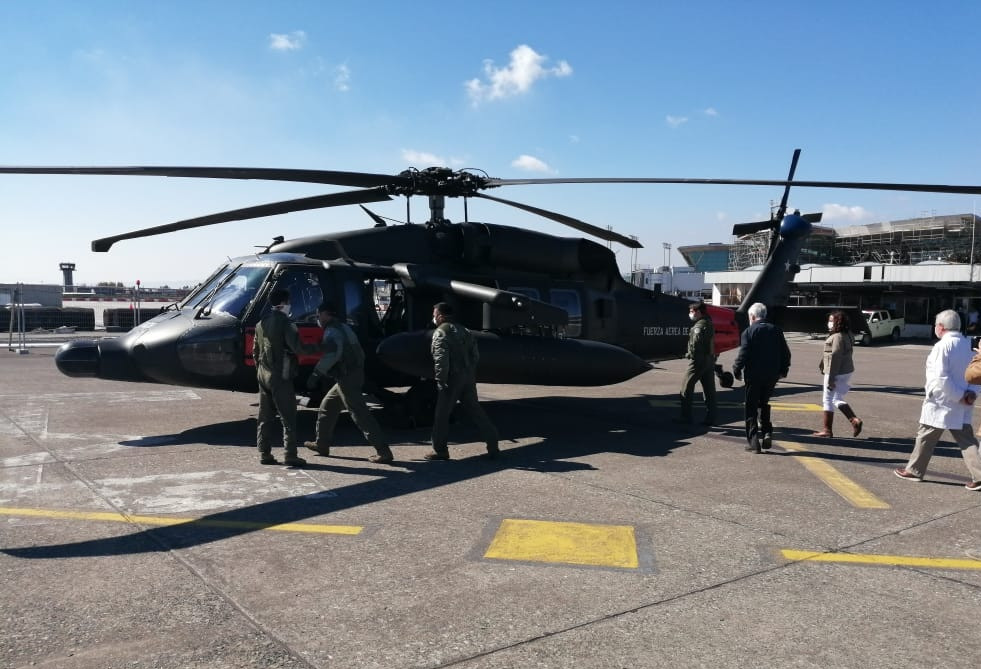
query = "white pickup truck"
xmin=857 ymin=310 xmax=904 ymax=345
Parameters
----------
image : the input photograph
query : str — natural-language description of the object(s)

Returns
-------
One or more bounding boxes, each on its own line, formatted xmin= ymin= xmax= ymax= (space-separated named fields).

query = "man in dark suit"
xmin=732 ymin=302 xmax=791 ymax=453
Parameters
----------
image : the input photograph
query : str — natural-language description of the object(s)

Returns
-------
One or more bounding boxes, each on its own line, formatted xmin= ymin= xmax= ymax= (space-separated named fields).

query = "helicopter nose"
xmin=55 ymin=338 xmax=145 ymax=381
xmin=55 ymin=340 xmax=100 ymax=377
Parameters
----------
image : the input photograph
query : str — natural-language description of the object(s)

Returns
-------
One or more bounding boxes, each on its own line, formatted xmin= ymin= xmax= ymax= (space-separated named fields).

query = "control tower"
xmin=59 ymin=262 xmax=76 ymax=290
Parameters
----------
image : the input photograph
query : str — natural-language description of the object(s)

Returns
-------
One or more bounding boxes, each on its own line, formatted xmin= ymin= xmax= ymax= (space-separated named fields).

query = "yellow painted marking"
xmin=648 ymin=399 xmax=822 ymax=412
xmin=768 ymin=402 xmax=823 ymax=412
xmin=782 ymin=549 xmax=981 ymax=570
xmin=484 ymin=518 xmax=638 ymax=569
xmin=0 ymin=506 xmax=362 ymax=535
xmin=780 ymin=442 xmax=890 ymax=509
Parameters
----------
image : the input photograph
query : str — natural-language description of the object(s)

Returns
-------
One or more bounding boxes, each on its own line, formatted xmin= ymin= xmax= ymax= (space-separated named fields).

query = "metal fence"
xmin=1 ymin=306 xmax=96 ymax=331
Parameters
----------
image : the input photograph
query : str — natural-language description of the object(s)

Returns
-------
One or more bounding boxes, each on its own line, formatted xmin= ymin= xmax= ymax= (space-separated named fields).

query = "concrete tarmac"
xmin=2 ymin=335 xmax=980 ymax=668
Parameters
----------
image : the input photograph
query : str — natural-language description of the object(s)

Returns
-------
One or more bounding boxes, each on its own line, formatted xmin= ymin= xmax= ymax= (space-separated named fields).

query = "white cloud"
xmin=466 ymin=44 xmax=572 ymax=105
xmin=334 ymin=64 xmax=351 ymax=92
xmin=269 ymin=31 xmax=307 ymax=51
xmin=511 ymin=155 xmax=554 ymax=173
xmin=666 ymin=115 xmax=688 ymax=128
xmin=402 ymin=149 xmax=446 ymax=166
xmin=715 ymin=211 xmax=728 ymax=222
xmin=822 ymin=203 xmax=874 ymax=223
xmin=569 ymin=134 xmax=580 ymax=143
xmin=703 ymin=107 xmax=718 ymax=117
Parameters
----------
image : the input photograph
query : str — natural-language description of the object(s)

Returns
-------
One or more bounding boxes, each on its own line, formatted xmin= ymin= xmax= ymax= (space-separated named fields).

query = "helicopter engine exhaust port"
xmin=377 ymin=331 xmax=652 ymax=387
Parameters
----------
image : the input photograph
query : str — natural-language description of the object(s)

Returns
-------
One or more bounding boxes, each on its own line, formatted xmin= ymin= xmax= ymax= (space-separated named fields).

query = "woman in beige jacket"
xmin=813 ymin=310 xmax=864 ymax=437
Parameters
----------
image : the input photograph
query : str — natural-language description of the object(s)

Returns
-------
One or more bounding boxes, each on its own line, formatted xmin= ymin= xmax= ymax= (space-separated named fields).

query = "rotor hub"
xmin=393 ymin=167 xmax=490 ymax=198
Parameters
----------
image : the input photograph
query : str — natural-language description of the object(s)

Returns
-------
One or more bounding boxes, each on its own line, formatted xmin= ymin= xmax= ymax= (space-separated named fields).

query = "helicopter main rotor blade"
xmin=0 ymin=165 xmax=412 ymax=189
xmin=91 ymin=188 xmax=391 ymax=252
xmin=485 ymin=177 xmax=981 ymax=196
xmin=474 ymin=192 xmax=643 ymax=249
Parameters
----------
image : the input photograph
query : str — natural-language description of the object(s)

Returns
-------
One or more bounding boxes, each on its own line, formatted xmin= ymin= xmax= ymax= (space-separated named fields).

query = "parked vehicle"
xmin=857 ymin=310 xmax=905 ymax=345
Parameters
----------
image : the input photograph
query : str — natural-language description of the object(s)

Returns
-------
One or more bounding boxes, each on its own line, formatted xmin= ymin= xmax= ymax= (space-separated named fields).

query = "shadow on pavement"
xmin=2 ymin=393 xmax=698 ymax=559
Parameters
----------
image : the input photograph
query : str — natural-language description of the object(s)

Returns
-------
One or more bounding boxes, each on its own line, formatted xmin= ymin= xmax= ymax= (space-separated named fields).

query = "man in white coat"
xmin=895 ymin=309 xmax=981 ymax=490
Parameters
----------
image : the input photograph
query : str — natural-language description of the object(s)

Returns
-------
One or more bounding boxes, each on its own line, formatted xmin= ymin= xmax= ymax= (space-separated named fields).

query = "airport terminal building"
xmin=667 ymin=213 xmax=981 ymax=337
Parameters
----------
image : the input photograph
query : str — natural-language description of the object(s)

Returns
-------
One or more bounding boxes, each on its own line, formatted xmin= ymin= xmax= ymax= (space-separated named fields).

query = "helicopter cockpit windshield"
xmin=207 ymin=265 xmax=270 ymax=318
xmin=181 ymin=264 xmax=233 ymax=310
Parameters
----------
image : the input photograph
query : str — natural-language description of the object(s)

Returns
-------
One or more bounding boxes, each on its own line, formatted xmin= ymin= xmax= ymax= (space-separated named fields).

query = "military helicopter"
xmin=2 ymin=152 xmax=978 ymax=424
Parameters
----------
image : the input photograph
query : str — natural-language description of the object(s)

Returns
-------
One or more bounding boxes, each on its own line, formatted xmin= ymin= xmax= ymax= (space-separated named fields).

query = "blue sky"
xmin=2 ymin=1 xmax=979 ymax=287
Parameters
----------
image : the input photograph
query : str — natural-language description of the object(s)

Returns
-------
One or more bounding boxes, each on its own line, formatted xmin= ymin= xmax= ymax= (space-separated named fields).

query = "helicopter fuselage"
xmin=54 ymin=222 xmax=740 ymax=394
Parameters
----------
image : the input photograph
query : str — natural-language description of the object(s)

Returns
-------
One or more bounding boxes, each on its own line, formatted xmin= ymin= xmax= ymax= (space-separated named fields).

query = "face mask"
xmin=827 ymin=321 xmax=834 ymax=331
xmin=689 ymin=313 xmax=697 ymax=322
xmin=432 ymin=317 xmax=439 ymax=327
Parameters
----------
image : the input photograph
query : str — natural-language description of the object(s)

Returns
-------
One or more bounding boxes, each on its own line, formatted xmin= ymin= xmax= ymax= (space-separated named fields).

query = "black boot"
xmin=838 ymin=404 xmax=863 ymax=437
xmin=369 ymin=446 xmax=395 ymax=464
xmin=283 ymin=450 xmax=306 ymax=467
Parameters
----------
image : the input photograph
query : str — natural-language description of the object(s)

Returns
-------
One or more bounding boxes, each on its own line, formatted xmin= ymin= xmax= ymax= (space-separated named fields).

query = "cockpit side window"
xmin=344 ymin=279 xmax=364 ymax=321
xmin=275 ymin=267 xmax=328 ymax=324
xmin=550 ymin=289 xmax=582 ymax=337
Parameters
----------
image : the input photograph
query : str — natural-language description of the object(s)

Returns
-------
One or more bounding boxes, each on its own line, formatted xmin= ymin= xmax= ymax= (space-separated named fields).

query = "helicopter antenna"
xmin=257 ymin=235 xmax=285 ymax=254
xmin=359 ymin=205 xmax=387 ymax=227
xmin=360 ymin=206 xmax=407 ymax=227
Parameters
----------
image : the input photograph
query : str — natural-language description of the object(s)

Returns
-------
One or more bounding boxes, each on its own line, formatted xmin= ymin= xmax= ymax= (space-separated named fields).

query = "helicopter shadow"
xmin=119 ymin=418 xmax=257 ymax=448
xmin=118 ymin=410 xmax=334 ymax=450
xmin=2 ymin=393 xmax=701 ymax=559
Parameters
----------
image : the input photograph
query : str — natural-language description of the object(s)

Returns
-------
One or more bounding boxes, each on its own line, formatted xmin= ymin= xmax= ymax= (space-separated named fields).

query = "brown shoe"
xmin=303 ymin=440 xmax=330 ymax=456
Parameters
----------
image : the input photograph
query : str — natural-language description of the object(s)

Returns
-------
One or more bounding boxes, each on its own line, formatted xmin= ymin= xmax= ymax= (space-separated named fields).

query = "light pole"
xmin=662 ymin=242 xmax=672 ymax=269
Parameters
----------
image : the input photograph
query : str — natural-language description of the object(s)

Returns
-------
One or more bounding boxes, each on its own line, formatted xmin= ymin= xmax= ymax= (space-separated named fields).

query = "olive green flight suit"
xmin=310 ymin=321 xmax=391 ymax=458
xmin=679 ymin=314 xmax=717 ymax=423
xmin=431 ymin=321 xmax=498 ymax=457
xmin=253 ymin=309 xmax=317 ymax=458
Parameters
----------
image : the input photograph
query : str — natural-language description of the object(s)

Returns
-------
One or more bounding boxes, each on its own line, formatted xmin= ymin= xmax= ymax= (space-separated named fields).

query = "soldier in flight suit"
xmin=426 ymin=302 xmax=499 ymax=461
xmin=303 ymin=302 xmax=394 ymax=464
xmin=676 ymin=300 xmax=717 ymax=426
xmin=253 ymin=288 xmax=320 ymax=467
